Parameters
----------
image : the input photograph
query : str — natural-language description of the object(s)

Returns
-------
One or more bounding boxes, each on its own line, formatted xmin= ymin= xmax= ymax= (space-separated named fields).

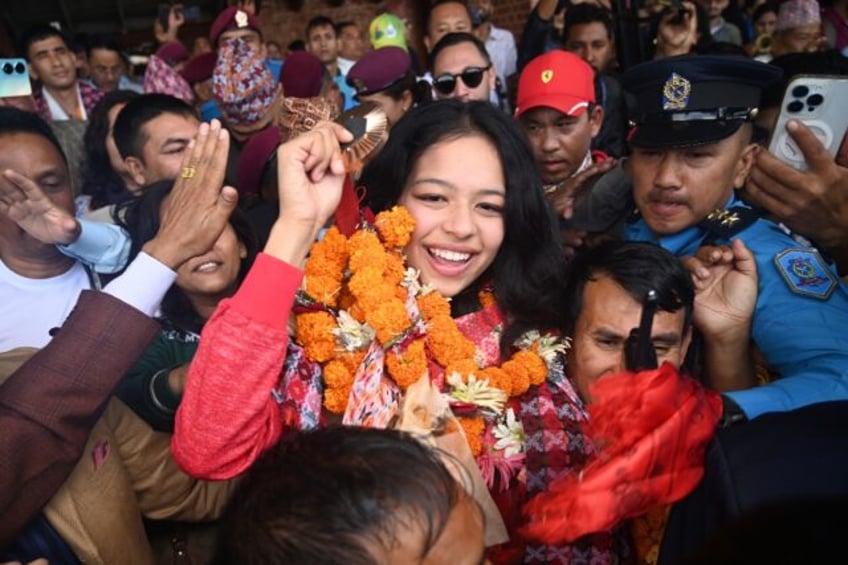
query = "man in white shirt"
xmin=22 ymin=25 xmax=104 ymax=122
xmin=336 ymin=21 xmax=366 ymax=76
xmin=0 ymin=108 xmax=96 ymax=350
xmin=471 ymin=0 xmax=517 ymax=95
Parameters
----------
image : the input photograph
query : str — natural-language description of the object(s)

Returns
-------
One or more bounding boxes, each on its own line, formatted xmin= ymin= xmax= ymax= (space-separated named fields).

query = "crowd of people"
xmin=2 ymin=0 xmax=848 ymax=563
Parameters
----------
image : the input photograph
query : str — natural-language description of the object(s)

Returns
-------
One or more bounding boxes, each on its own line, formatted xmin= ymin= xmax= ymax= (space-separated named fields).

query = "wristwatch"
xmin=719 ymin=395 xmax=748 ymax=429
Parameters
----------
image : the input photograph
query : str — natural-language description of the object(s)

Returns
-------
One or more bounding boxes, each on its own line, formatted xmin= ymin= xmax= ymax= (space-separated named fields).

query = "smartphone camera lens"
xmin=792 ymin=85 xmax=809 ymax=98
xmin=807 ymin=93 xmax=824 ymax=106
xmin=2 ymin=62 xmax=12 ymax=74
xmin=787 ymin=100 xmax=804 ymax=113
xmin=14 ymin=62 xmax=25 ymax=74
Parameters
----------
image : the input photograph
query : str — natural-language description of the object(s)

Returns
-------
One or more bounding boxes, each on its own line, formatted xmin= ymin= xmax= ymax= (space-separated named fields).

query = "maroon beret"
xmin=238 ymin=125 xmax=281 ymax=196
xmin=346 ymin=47 xmax=411 ymax=97
xmin=180 ymin=51 xmax=217 ymax=85
xmin=154 ymin=41 xmax=190 ymax=67
xmin=209 ymin=7 xmax=261 ymax=46
xmin=280 ymin=51 xmax=325 ymax=99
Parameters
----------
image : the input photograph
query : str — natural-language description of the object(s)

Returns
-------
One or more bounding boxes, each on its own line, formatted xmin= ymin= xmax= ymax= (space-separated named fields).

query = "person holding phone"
xmin=747 ymin=119 xmax=848 ymax=275
xmin=619 ymin=55 xmax=848 ymax=422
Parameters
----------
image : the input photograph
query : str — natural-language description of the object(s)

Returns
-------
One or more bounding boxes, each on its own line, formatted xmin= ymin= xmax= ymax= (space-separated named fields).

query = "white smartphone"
xmin=767 ymin=75 xmax=848 ymax=171
xmin=0 ymin=59 xmax=32 ymax=99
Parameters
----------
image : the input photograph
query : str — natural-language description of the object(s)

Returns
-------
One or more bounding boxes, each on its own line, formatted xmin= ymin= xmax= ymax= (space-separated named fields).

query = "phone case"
xmin=767 ymin=75 xmax=848 ymax=171
xmin=0 ymin=58 xmax=33 ymax=99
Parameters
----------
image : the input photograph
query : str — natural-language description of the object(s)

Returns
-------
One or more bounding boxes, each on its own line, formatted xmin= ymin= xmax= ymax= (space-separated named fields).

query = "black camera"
xmin=659 ymin=0 xmax=691 ymax=25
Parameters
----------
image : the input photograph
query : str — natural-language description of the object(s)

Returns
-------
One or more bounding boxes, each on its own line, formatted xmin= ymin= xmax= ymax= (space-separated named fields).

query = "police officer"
xmin=618 ymin=55 xmax=848 ymax=422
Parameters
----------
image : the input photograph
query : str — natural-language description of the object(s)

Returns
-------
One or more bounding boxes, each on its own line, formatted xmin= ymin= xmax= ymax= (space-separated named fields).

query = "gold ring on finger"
xmin=180 ymin=166 xmax=197 ymax=179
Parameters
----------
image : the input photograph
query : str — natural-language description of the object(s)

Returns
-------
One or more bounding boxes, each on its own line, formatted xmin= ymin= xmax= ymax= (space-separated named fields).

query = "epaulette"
xmin=698 ymin=206 xmax=760 ymax=240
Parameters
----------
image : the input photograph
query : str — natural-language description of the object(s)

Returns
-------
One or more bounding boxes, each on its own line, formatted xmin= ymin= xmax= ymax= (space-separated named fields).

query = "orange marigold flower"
xmin=324 ymin=360 xmax=353 ymax=389
xmin=478 ymin=290 xmax=497 ymax=310
xmin=375 ymin=206 xmax=415 ymax=249
xmin=323 ymin=385 xmax=351 ymax=414
xmin=384 ymin=251 xmax=406 ymax=287
xmin=445 ymin=358 xmax=479 ymax=382
xmin=305 ymin=226 xmax=348 ymax=278
xmin=349 ymin=267 xmax=387 ymax=309
xmin=348 ymin=303 xmax=366 ymax=323
xmin=417 ymin=292 xmax=451 ymax=320
xmin=337 ymin=351 xmax=366 ymax=375
xmin=386 ymin=339 xmax=428 ymax=389
xmin=348 ymin=230 xmax=386 ymax=271
xmin=367 ymin=299 xmax=411 ymax=344
xmin=502 ymin=358 xmax=531 ymax=397
xmin=480 ymin=366 xmax=513 ymax=394
xmin=513 ymin=350 xmax=548 ymax=387
xmin=338 ymin=287 xmax=356 ymax=311
xmin=304 ymin=274 xmax=341 ymax=306
xmin=457 ymin=415 xmax=486 ymax=457
xmin=427 ymin=315 xmax=475 ymax=367
xmin=296 ymin=311 xmax=337 ymax=363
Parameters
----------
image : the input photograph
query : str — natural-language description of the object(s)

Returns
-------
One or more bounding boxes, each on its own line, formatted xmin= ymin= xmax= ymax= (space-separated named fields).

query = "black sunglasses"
xmin=433 ymin=65 xmax=491 ymax=95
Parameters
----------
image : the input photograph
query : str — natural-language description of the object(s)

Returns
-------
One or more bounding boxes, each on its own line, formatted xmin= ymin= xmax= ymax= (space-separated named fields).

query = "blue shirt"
xmin=626 ymin=194 xmax=848 ymax=419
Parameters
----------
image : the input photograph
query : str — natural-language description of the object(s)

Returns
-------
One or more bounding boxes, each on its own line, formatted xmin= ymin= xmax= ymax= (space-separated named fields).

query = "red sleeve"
xmin=172 ymin=253 xmax=304 ymax=480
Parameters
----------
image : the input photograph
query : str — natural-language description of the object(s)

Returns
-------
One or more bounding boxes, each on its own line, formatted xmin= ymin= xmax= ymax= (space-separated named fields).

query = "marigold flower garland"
xmin=294 ymin=206 xmax=567 ymax=487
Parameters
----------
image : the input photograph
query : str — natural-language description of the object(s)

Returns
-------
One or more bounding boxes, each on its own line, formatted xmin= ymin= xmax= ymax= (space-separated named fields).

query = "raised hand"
xmin=685 ymin=239 xmax=758 ymax=338
xmin=142 ymin=120 xmax=238 ymax=270
xmin=746 ymin=120 xmax=848 ymax=272
xmin=0 ymin=169 xmax=80 ymax=245
xmin=654 ymin=1 xmax=699 ymax=58
xmin=264 ymin=122 xmax=354 ymax=266
xmin=683 ymin=239 xmax=758 ymax=391
xmin=547 ymin=158 xmax=616 ymax=220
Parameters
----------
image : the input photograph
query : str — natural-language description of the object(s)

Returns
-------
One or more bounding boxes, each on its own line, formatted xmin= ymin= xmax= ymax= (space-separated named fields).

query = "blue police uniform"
xmin=619 ymin=55 xmax=848 ymax=420
xmin=626 ymin=195 xmax=848 ymax=419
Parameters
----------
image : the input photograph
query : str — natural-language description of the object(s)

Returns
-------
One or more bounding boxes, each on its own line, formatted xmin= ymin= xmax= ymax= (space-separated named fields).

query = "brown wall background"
xmin=257 ymin=0 xmax=531 ymax=53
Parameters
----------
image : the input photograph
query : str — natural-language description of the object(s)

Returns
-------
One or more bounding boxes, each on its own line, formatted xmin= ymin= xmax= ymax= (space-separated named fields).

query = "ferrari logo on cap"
xmin=662 ymin=72 xmax=691 ymax=110
xmin=541 ymin=70 xmax=554 ymax=84
xmin=235 ymin=10 xmax=249 ymax=28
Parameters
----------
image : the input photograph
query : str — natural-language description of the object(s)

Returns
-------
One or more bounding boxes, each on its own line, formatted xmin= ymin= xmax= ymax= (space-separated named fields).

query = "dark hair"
xmin=429 ymin=31 xmax=491 ymax=71
xmin=116 ymin=181 xmax=257 ymax=333
xmin=335 ymin=20 xmax=358 ymax=35
xmin=426 ymin=0 xmax=471 ymax=35
xmin=562 ymin=3 xmax=614 ymax=41
xmin=80 ymin=90 xmax=139 ymax=209
xmin=695 ymin=40 xmax=748 ymax=56
xmin=752 ymin=1 xmax=779 ymax=24
xmin=562 ymin=240 xmax=695 ymax=336
xmin=85 ymin=34 xmax=122 ymax=59
xmin=20 ymin=24 xmax=69 ymax=59
xmin=210 ymin=426 xmax=461 ymax=565
xmin=113 ymin=93 xmax=196 ymax=160
xmin=306 ymin=15 xmax=336 ymax=38
xmin=762 ymin=49 xmax=848 ymax=109
xmin=360 ymin=100 xmax=567 ymax=348
xmin=0 ymin=107 xmax=67 ymax=166
xmin=287 ymin=39 xmax=306 ymax=52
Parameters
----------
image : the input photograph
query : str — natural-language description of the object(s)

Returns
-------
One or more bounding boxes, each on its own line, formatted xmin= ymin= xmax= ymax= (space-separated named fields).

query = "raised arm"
xmin=746 ymin=120 xmax=848 ymax=275
xmin=0 ymin=119 xmax=237 ymax=544
xmin=173 ymin=122 xmax=353 ymax=480
xmin=683 ymin=239 xmax=758 ymax=392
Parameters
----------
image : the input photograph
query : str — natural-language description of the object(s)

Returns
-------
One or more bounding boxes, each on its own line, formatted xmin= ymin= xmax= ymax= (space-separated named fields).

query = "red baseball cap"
xmin=515 ymin=51 xmax=595 ymax=118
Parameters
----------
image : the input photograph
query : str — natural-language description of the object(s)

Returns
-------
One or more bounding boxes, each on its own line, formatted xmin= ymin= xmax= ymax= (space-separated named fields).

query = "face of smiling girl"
xmin=398 ymin=134 xmax=506 ymax=298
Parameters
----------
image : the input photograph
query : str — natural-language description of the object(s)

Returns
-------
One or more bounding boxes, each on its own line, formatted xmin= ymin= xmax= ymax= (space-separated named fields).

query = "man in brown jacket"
xmin=0 ymin=108 xmax=238 ymax=546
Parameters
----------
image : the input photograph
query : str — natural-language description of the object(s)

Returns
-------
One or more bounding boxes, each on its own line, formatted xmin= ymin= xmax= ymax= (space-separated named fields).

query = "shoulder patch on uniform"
xmin=774 ymin=248 xmax=837 ymax=300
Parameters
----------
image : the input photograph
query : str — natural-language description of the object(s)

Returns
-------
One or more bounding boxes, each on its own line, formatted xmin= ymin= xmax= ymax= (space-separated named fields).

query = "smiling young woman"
xmin=173 ymin=101 xmax=628 ymax=562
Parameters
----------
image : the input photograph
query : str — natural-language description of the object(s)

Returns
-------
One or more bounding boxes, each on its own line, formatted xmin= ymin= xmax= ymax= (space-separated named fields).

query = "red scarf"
xmin=522 ymin=363 xmax=722 ymax=547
